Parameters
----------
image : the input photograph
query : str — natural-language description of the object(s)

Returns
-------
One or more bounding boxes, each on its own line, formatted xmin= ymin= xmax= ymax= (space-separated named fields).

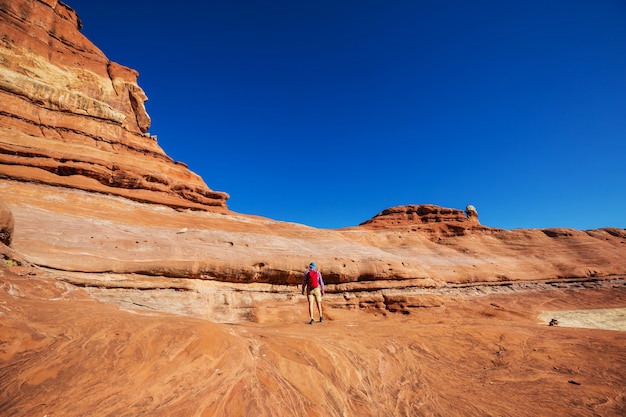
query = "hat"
xmin=309 ymin=262 xmax=316 ymax=269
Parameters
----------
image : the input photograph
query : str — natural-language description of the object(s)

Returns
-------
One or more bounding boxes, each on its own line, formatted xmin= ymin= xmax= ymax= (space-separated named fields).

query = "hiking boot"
xmin=319 ymin=317 xmax=323 ymax=323
xmin=309 ymin=319 xmax=315 ymax=325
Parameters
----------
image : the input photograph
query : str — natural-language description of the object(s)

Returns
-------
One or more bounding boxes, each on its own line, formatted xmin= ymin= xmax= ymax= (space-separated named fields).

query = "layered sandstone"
xmin=0 ymin=0 xmax=624 ymax=315
xmin=3 ymin=179 xmax=626 ymax=324
xmin=0 ymin=0 xmax=229 ymax=210
xmin=359 ymin=203 xmax=488 ymax=237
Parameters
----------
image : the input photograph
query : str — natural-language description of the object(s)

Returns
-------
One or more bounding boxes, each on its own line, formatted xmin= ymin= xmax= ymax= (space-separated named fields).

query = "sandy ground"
xmin=540 ymin=308 xmax=626 ymax=331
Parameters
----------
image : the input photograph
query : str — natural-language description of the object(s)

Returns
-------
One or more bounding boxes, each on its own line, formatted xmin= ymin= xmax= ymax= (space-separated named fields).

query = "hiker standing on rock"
xmin=302 ymin=262 xmax=325 ymax=324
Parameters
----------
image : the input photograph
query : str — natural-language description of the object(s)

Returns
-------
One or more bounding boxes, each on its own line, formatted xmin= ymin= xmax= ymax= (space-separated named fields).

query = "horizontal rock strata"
xmin=0 ymin=0 xmax=228 ymax=210
xmin=3 ymin=179 xmax=626 ymax=322
xmin=0 ymin=0 xmax=625 ymax=325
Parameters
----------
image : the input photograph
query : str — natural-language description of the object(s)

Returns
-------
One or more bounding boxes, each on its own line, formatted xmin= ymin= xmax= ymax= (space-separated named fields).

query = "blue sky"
xmin=74 ymin=1 xmax=626 ymax=230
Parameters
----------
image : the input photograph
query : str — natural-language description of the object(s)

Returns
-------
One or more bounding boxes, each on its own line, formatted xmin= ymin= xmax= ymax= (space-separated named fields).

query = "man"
xmin=302 ymin=262 xmax=325 ymax=324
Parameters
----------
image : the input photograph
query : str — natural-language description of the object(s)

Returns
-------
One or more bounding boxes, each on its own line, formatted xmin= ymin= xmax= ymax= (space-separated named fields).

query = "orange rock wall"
xmin=0 ymin=0 xmax=229 ymax=210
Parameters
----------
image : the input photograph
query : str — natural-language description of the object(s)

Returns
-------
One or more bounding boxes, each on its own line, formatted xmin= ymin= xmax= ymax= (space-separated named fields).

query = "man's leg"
xmin=317 ymin=300 xmax=323 ymax=321
xmin=308 ymin=297 xmax=315 ymax=321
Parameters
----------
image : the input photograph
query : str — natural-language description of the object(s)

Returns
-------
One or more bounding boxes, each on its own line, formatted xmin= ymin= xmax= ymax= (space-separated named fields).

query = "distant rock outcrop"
xmin=359 ymin=204 xmax=487 ymax=237
xmin=360 ymin=204 xmax=471 ymax=226
xmin=0 ymin=0 xmax=229 ymax=210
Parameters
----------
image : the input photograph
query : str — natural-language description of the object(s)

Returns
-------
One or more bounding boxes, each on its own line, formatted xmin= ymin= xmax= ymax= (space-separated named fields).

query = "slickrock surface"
xmin=1 ymin=259 xmax=625 ymax=416
xmin=1 ymin=1 xmax=625 ymax=416
xmin=2 ymin=179 xmax=626 ymax=322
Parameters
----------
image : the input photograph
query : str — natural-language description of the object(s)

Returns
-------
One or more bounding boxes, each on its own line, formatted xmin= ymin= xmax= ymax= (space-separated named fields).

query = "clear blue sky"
xmin=74 ymin=1 xmax=625 ymax=230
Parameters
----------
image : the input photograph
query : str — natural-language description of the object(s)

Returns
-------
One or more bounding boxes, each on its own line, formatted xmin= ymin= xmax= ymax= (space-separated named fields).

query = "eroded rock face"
xmin=4 ymin=180 xmax=626 ymax=293
xmin=0 ymin=0 xmax=229 ymax=210
xmin=360 ymin=204 xmax=470 ymax=225
xmin=359 ymin=204 xmax=486 ymax=237
xmin=0 ymin=197 xmax=13 ymax=245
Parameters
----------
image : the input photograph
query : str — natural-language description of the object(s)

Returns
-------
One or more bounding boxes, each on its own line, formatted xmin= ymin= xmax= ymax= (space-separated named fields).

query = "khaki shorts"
xmin=307 ymin=287 xmax=322 ymax=302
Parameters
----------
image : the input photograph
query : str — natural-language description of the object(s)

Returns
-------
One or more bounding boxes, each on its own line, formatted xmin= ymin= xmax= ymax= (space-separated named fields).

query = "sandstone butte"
xmin=0 ymin=1 xmax=625 ymax=416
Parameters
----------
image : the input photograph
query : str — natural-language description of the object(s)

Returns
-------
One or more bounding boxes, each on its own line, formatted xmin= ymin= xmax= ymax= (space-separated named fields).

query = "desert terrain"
xmin=2 ymin=250 xmax=625 ymax=416
xmin=1 ymin=1 xmax=625 ymax=416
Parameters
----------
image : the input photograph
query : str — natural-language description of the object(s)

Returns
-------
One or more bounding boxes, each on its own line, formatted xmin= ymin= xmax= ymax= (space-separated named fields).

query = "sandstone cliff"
xmin=0 ymin=0 xmax=229 ymax=210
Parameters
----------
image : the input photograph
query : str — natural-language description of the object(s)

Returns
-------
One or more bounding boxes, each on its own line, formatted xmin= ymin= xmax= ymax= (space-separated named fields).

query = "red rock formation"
xmin=0 ymin=2 xmax=625 ymax=416
xmin=361 ymin=204 xmax=470 ymax=225
xmin=0 ymin=0 xmax=229 ymax=210
xmin=359 ymin=204 xmax=488 ymax=237
xmin=0 ymin=0 xmax=624 ymax=302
